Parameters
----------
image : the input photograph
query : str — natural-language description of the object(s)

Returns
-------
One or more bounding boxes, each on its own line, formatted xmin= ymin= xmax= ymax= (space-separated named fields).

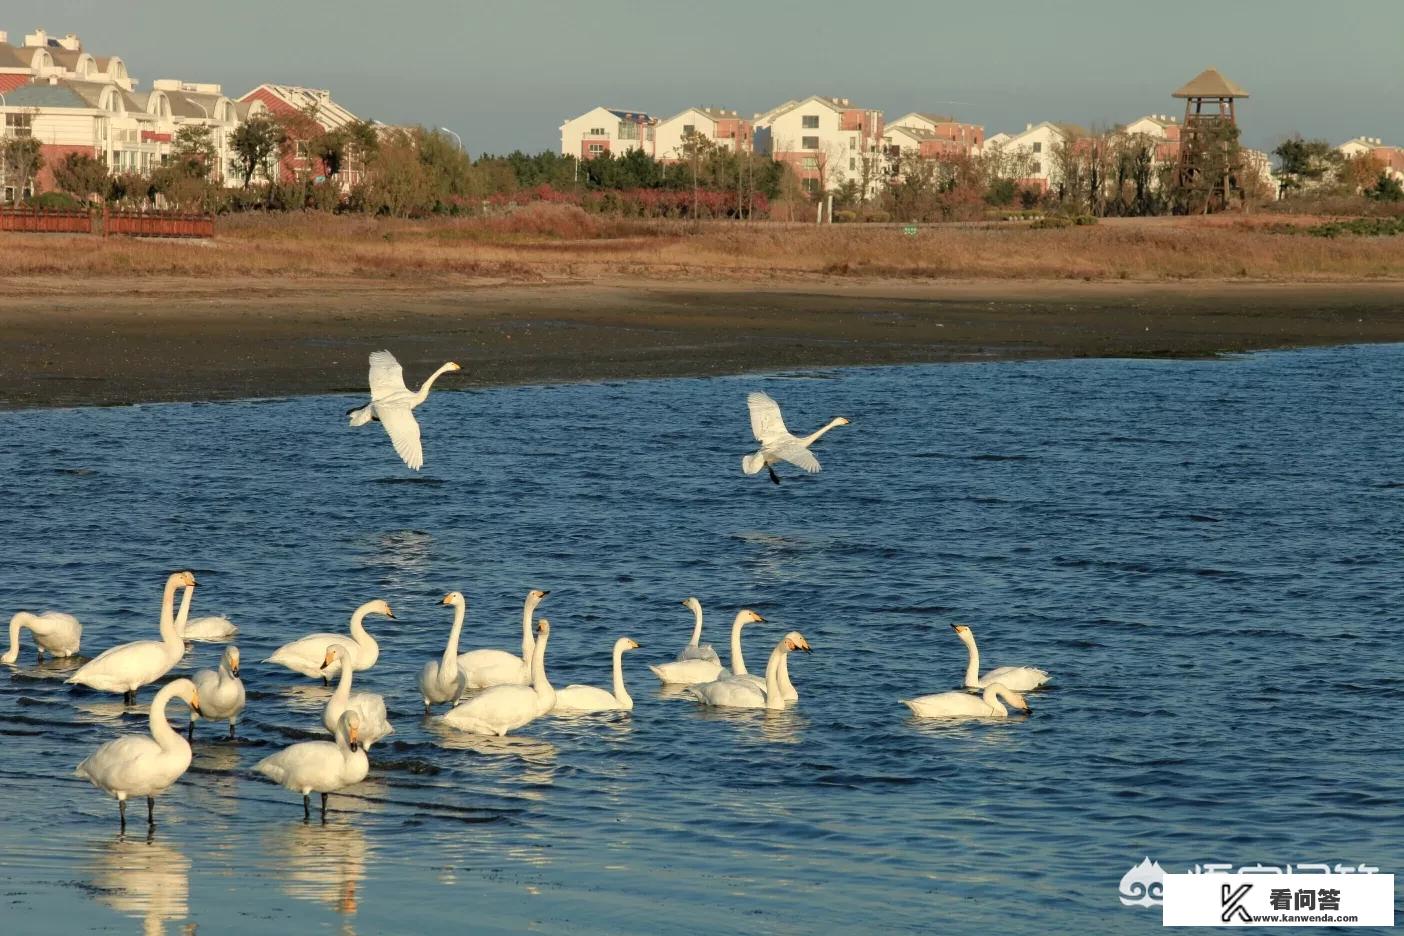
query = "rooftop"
xmin=1173 ymin=67 xmax=1249 ymax=99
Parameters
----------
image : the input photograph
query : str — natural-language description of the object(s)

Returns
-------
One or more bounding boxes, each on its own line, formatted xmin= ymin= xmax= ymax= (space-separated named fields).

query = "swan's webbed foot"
xmin=767 ymin=465 xmax=781 ymax=485
xmin=146 ymin=796 xmax=155 ymax=827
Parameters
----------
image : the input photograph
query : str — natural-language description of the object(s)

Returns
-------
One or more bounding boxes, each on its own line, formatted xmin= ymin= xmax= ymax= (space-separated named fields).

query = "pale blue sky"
xmin=9 ymin=0 xmax=1402 ymax=154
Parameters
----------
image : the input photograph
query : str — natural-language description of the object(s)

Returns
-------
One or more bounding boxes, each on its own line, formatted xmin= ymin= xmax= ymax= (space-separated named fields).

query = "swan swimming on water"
xmin=741 ymin=391 xmax=849 ymax=484
xmin=74 ymin=676 xmax=201 ymax=830
xmin=265 ymin=599 xmax=392 ymax=682
xmin=347 ymin=349 xmax=461 ymax=471
xmin=172 ymin=584 xmax=237 ymax=642
xmin=441 ymin=618 xmax=555 ymax=736
xmin=419 ymin=592 xmax=469 ymax=712
xmin=255 ymin=710 xmax=369 ymax=821
xmin=686 ymin=632 xmax=811 ymax=709
xmin=321 ymin=645 xmax=394 ymax=749
xmin=3 ymin=610 xmax=82 ymax=664
xmin=901 ymin=682 xmax=1031 ymax=719
xmin=554 ymin=637 xmax=641 ymax=714
xmin=650 ymin=609 xmax=763 ymax=685
xmin=457 ymin=589 xmax=549 ymax=689
xmin=190 ymin=646 xmax=246 ymax=740
xmin=67 ymin=571 xmax=196 ymax=705
xmin=675 ymin=597 xmax=719 ymax=663
xmin=951 ymin=624 xmax=1049 ymax=692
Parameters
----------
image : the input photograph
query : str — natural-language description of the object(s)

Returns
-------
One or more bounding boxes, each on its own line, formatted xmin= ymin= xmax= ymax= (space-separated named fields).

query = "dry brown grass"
xmin=3 ymin=212 xmax=1402 ymax=283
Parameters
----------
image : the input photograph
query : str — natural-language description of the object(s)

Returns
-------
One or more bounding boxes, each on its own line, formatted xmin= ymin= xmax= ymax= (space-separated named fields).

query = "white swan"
xmin=321 ymin=645 xmax=394 ymax=748
xmin=190 ymin=646 xmax=246 ymax=740
xmin=457 ymin=589 xmax=548 ymax=689
xmin=675 ymin=597 xmax=719 ymax=663
xmin=902 ymin=682 xmax=1031 ymax=719
xmin=442 ymin=618 xmax=554 ymax=736
xmin=67 ymin=571 xmax=196 ymax=705
xmin=173 ymin=584 xmax=237 ymax=642
xmin=75 ymin=676 xmax=201 ymax=830
xmin=776 ymin=631 xmax=803 ymax=702
xmin=650 ymin=609 xmax=762 ymax=685
xmin=554 ymin=637 xmax=640 ymax=714
xmin=346 ymin=350 xmax=461 ymax=471
xmin=265 ymin=599 xmax=391 ymax=682
xmin=686 ymin=632 xmax=811 ymax=709
xmin=255 ymin=710 xmax=368 ymax=821
xmin=3 ymin=610 xmax=82 ymax=663
xmin=741 ymin=391 xmax=849 ymax=484
xmin=419 ymin=592 xmax=469 ymax=712
xmin=952 ymin=624 xmax=1050 ymax=691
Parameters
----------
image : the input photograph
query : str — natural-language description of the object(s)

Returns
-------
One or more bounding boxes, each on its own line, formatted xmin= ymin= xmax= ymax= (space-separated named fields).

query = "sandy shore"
xmin=2 ymin=276 xmax=1402 ymax=409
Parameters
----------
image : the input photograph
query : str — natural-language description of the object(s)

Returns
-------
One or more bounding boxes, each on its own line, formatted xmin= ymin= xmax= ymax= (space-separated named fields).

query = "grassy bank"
xmin=4 ymin=207 xmax=1403 ymax=283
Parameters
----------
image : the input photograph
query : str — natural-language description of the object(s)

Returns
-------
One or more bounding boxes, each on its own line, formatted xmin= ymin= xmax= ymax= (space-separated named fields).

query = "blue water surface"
xmin=1 ymin=344 xmax=1401 ymax=934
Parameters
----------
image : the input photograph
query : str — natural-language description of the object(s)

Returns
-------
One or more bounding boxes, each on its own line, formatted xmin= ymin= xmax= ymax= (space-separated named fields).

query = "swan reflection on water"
xmin=688 ymin=705 xmax=806 ymax=745
xmin=89 ymin=836 xmax=190 ymax=936
xmin=266 ymin=819 xmax=371 ymax=916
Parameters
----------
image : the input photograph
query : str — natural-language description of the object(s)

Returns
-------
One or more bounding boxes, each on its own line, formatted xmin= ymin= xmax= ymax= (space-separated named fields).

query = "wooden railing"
xmin=104 ymin=207 xmax=215 ymax=239
xmin=0 ymin=207 xmax=94 ymax=234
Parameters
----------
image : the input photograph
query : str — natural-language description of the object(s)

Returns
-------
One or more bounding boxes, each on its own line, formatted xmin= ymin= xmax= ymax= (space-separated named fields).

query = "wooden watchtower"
xmin=1173 ymin=67 xmax=1249 ymax=211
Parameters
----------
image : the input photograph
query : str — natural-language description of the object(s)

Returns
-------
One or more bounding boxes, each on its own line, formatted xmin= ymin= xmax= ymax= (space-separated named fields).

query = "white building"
xmin=1338 ymin=137 xmax=1403 ymax=180
xmin=753 ymin=95 xmax=884 ymax=194
xmin=985 ymin=121 xmax=1081 ymax=190
xmin=654 ymin=107 xmax=752 ymax=162
xmin=559 ymin=106 xmax=656 ymax=160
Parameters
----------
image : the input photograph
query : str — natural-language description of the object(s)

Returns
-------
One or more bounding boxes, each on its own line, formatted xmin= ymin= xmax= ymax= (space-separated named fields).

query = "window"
xmin=849 ymin=157 xmax=856 ymax=170
xmin=296 ymin=141 xmax=309 ymax=157
xmin=849 ymin=137 xmax=856 ymax=150
xmin=646 ymin=126 xmax=654 ymax=141
xmin=4 ymin=113 xmax=32 ymax=137
xmin=587 ymin=143 xmax=604 ymax=155
xmin=1032 ymin=141 xmax=1042 ymax=153
xmin=802 ymin=136 xmax=819 ymax=150
xmin=802 ymin=157 xmax=818 ymax=169
xmin=801 ymin=115 xmax=819 ymax=129
xmin=682 ymin=124 xmax=695 ymax=135
xmin=618 ymin=121 xmax=639 ymax=140
xmin=803 ymin=177 xmax=819 ymax=193
xmin=1032 ymin=160 xmax=1042 ymax=174
xmin=588 ymin=126 xmax=606 ymax=136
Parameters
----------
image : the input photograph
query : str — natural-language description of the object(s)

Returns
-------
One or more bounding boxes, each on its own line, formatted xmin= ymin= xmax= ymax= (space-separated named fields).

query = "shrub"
xmin=26 ymin=191 xmax=83 ymax=210
xmin=1306 ymin=217 xmax=1404 ymax=238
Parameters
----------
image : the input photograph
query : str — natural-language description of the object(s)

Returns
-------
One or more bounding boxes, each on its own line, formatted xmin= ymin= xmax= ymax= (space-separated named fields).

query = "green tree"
xmin=1 ymin=136 xmax=45 ymax=200
xmin=52 ymin=152 xmax=110 ymax=201
xmin=1368 ymin=172 xmax=1404 ymax=202
xmin=172 ymin=125 xmax=217 ymax=179
xmin=1273 ymin=136 xmax=1341 ymax=196
xmin=231 ymin=115 xmax=285 ymax=188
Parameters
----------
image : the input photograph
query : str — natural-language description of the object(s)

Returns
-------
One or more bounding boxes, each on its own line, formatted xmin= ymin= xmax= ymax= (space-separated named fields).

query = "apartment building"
xmin=886 ymin=112 xmax=984 ymax=156
xmin=559 ymin=106 xmax=656 ymax=159
xmin=1338 ymin=136 xmax=1403 ymax=179
xmin=981 ymin=121 xmax=1084 ymax=191
xmin=753 ymin=95 xmax=884 ymax=194
xmin=654 ymin=107 xmax=752 ymax=162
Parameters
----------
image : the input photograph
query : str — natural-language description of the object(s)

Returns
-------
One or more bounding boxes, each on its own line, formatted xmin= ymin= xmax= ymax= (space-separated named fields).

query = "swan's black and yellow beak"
xmin=230 ymin=665 xmax=239 ymax=678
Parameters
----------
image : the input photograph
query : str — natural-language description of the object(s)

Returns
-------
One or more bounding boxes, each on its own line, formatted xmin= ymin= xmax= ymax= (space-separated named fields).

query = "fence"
xmin=103 ymin=207 xmax=215 ymax=239
xmin=0 ymin=207 xmax=94 ymax=234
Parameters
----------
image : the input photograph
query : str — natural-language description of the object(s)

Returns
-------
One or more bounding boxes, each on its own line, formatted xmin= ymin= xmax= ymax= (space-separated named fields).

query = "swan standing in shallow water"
xmin=902 ymin=682 xmax=1031 ymax=719
xmin=265 ymin=600 xmax=392 ymax=682
xmin=675 ymin=597 xmax=719 ymax=663
xmin=256 ymin=710 xmax=368 ymax=821
xmin=686 ymin=632 xmax=811 ymax=709
xmin=75 ymin=677 xmax=201 ymax=830
xmin=67 ymin=571 xmax=196 ymax=705
xmin=554 ymin=637 xmax=641 ymax=714
xmin=649 ymin=609 xmax=762 ymax=685
xmin=442 ymin=618 xmax=554 ymax=735
xmin=741 ymin=391 xmax=850 ymax=484
xmin=321 ymin=645 xmax=394 ymax=748
xmin=951 ymin=624 xmax=1050 ymax=692
xmin=3 ymin=610 xmax=82 ymax=664
xmin=457 ymin=589 xmax=548 ymax=689
xmin=419 ymin=592 xmax=469 ymax=712
xmin=172 ymin=584 xmax=237 ymax=642
xmin=347 ymin=350 xmax=461 ymax=471
xmin=190 ymin=646 xmax=245 ymax=740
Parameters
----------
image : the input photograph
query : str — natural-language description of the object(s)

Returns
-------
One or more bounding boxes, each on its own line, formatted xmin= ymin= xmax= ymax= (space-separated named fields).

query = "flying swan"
xmin=742 ymin=391 xmax=849 ymax=484
xmin=554 ymin=637 xmax=641 ymax=714
xmin=67 ymin=571 xmax=197 ymax=705
xmin=264 ymin=599 xmax=392 ymax=682
xmin=951 ymin=624 xmax=1050 ymax=692
xmin=686 ymin=632 xmax=811 ymax=709
xmin=441 ymin=618 xmax=554 ymax=736
xmin=75 ymin=676 xmax=201 ymax=830
xmin=457 ymin=589 xmax=549 ymax=690
xmin=3 ymin=610 xmax=82 ymax=664
xmin=347 ymin=350 xmax=461 ymax=471
xmin=901 ymin=682 xmax=1031 ymax=719
xmin=189 ymin=646 xmax=246 ymax=740
xmin=321 ymin=645 xmax=394 ymax=749
xmin=418 ymin=592 xmax=469 ymax=712
xmin=255 ymin=710 xmax=368 ymax=821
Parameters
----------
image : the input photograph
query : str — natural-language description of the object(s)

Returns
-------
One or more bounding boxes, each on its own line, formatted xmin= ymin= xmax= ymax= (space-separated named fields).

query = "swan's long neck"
xmin=688 ymin=602 xmax=704 ymax=647
xmin=777 ymin=653 xmax=796 ymax=699
xmin=730 ymin=613 xmax=749 ymax=676
xmin=982 ymin=685 xmax=1008 ymax=716
xmin=158 ymin=576 xmax=185 ymax=652
xmin=149 ymin=682 xmax=185 ymax=752
xmin=442 ymin=601 xmax=465 ymax=675
xmin=530 ymin=626 xmax=554 ymax=709
xmin=520 ymin=595 xmax=538 ymax=663
xmin=4 ymin=613 xmax=28 ymax=661
xmin=763 ymin=643 xmax=788 ymax=710
xmin=960 ymin=634 xmax=980 ymax=688
xmin=412 ymin=363 xmax=456 ymax=406
xmin=174 ymin=585 xmax=193 ymax=634
xmin=349 ymin=606 xmax=378 ymax=658
xmin=332 ymin=655 xmax=355 ymax=708
xmin=612 ymin=642 xmax=632 ymax=708
xmin=798 ymin=418 xmax=845 ymax=448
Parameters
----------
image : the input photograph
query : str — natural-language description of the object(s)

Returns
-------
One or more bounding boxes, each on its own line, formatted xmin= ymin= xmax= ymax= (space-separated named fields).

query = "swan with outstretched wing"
xmin=347 ymin=350 xmax=460 ymax=471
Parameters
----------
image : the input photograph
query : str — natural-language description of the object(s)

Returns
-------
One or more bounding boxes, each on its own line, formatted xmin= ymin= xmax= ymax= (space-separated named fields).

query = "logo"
xmin=1221 ymin=882 xmax=1253 ymax=923
xmin=1119 ymin=857 xmax=1166 ymax=907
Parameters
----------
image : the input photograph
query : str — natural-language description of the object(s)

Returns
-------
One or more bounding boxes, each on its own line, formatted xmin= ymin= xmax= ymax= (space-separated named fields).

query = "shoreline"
xmin=2 ymin=277 xmax=1403 ymax=410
